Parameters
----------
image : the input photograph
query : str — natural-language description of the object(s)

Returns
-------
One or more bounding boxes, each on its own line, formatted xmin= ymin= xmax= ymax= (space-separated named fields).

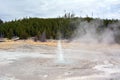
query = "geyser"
xmin=56 ymin=40 xmax=65 ymax=63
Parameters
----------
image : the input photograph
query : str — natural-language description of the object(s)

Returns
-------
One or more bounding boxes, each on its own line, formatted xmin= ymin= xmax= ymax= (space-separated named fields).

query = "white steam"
xmin=72 ymin=20 xmax=120 ymax=44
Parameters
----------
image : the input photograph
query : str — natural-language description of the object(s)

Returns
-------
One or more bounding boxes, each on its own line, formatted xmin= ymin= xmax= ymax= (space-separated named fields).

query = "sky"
xmin=0 ymin=0 xmax=120 ymax=21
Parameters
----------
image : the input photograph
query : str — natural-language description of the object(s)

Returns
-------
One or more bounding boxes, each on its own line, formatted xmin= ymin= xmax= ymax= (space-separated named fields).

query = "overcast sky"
xmin=0 ymin=0 xmax=120 ymax=21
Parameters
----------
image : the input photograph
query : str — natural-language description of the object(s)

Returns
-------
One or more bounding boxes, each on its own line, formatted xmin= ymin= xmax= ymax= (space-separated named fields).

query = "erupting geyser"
xmin=56 ymin=40 xmax=65 ymax=63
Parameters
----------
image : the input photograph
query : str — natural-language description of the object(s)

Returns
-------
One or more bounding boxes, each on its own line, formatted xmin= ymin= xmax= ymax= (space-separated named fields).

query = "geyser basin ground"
xmin=0 ymin=40 xmax=120 ymax=80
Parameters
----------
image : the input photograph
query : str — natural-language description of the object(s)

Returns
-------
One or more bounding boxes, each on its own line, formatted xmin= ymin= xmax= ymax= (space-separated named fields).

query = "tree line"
xmin=0 ymin=15 xmax=119 ymax=41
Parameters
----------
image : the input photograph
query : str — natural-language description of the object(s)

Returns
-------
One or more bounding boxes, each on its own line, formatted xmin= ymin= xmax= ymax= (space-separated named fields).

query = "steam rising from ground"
xmin=72 ymin=20 xmax=120 ymax=44
xmin=0 ymin=19 xmax=120 ymax=80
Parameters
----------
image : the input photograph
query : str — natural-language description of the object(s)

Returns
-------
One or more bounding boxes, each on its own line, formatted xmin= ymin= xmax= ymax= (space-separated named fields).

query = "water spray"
xmin=57 ymin=40 xmax=65 ymax=63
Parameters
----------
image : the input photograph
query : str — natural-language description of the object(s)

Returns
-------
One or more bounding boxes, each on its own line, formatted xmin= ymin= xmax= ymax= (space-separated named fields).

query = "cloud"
xmin=0 ymin=0 xmax=120 ymax=21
